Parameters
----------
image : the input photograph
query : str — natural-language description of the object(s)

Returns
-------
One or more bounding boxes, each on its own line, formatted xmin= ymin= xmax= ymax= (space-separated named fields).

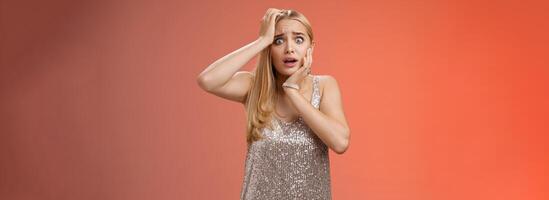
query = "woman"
xmin=197 ymin=8 xmax=350 ymax=200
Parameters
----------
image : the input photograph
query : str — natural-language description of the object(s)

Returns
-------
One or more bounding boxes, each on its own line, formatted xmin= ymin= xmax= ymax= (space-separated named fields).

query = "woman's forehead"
xmin=275 ymin=19 xmax=307 ymax=35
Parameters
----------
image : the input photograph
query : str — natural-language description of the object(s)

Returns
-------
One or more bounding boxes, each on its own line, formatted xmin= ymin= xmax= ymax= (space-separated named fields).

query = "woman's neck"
xmin=274 ymin=73 xmax=307 ymax=96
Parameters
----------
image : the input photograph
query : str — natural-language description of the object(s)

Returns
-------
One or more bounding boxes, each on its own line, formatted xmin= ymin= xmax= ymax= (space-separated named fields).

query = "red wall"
xmin=1 ymin=0 xmax=547 ymax=199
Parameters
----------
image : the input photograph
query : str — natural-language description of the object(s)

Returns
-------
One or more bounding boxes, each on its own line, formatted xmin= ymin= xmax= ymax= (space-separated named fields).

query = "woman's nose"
xmin=285 ymin=43 xmax=295 ymax=54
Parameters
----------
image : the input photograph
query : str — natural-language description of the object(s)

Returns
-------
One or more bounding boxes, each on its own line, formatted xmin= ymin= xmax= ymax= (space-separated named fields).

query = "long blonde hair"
xmin=245 ymin=9 xmax=315 ymax=145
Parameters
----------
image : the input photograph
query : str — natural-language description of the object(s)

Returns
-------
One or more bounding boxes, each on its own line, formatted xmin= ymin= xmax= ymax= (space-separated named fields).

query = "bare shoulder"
xmin=316 ymin=75 xmax=340 ymax=97
xmin=316 ymin=74 xmax=347 ymax=128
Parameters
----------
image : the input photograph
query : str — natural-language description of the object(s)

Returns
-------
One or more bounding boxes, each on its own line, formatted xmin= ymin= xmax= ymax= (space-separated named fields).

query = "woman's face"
xmin=270 ymin=19 xmax=313 ymax=77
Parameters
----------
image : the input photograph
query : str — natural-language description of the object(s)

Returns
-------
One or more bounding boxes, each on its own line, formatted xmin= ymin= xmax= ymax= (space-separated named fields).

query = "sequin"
xmin=241 ymin=75 xmax=332 ymax=200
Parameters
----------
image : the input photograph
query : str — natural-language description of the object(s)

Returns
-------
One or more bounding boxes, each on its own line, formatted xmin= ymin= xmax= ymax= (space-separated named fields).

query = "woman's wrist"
xmin=282 ymin=82 xmax=300 ymax=90
xmin=257 ymin=37 xmax=273 ymax=47
xmin=283 ymin=86 xmax=300 ymax=95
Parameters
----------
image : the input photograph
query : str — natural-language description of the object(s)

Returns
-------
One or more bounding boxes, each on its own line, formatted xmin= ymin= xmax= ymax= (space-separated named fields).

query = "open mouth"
xmin=283 ymin=58 xmax=298 ymax=67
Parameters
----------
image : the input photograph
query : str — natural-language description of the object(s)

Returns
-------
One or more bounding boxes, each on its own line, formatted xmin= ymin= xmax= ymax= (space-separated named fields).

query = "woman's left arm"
xmin=284 ymin=75 xmax=350 ymax=154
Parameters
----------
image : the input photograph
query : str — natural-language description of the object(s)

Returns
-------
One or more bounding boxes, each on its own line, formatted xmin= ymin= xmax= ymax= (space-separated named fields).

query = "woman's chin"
xmin=274 ymin=66 xmax=298 ymax=76
xmin=284 ymin=68 xmax=299 ymax=76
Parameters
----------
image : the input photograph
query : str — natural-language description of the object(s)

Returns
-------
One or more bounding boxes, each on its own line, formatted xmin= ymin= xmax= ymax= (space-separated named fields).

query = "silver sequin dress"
xmin=240 ymin=75 xmax=332 ymax=200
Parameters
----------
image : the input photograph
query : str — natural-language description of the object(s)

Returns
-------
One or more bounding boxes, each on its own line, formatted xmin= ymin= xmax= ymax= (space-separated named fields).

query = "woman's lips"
xmin=284 ymin=61 xmax=297 ymax=67
xmin=283 ymin=60 xmax=298 ymax=68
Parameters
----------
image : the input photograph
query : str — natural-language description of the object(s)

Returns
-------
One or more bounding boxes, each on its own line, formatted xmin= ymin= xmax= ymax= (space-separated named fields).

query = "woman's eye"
xmin=274 ymin=38 xmax=283 ymax=45
xmin=296 ymin=37 xmax=304 ymax=44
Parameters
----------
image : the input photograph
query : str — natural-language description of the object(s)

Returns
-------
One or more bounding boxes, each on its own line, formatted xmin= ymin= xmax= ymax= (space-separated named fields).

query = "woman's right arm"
xmin=196 ymin=38 xmax=270 ymax=103
xmin=196 ymin=8 xmax=282 ymax=104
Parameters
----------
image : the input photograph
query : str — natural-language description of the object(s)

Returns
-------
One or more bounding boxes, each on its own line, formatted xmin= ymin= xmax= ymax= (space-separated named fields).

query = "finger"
xmin=273 ymin=12 xmax=283 ymax=20
xmin=309 ymin=48 xmax=313 ymax=66
xmin=270 ymin=12 xmax=280 ymax=21
xmin=302 ymin=48 xmax=310 ymax=67
xmin=299 ymin=62 xmax=307 ymax=70
xmin=263 ymin=13 xmax=270 ymax=22
xmin=308 ymin=48 xmax=311 ymax=63
xmin=305 ymin=48 xmax=311 ymax=67
xmin=298 ymin=66 xmax=306 ymax=76
xmin=270 ymin=12 xmax=283 ymax=24
xmin=301 ymin=54 xmax=306 ymax=68
xmin=298 ymin=63 xmax=307 ymax=73
xmin=265 ymin=9 xmax=274 ymax=18
xmin=301 ymin=62 xmax=310 ymax=74
xmin=270 ymin=9 xmax=281 ymax=17
xmin=270 ymin=9 xmax=278 ymax=17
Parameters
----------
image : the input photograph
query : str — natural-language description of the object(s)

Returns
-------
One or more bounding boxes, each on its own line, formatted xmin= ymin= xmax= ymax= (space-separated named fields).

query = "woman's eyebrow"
xmin=274 ymin=31 xmax=306 ymax=38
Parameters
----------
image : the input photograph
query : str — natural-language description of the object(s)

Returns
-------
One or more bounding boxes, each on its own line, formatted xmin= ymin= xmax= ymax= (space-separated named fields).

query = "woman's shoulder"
xmin=315 ymin=74 xmax=340 ymax=96
xmin=315 ymin=74 xmax=339 ymax=86
xmin=315 ymin=74 xmax=337 ymax=81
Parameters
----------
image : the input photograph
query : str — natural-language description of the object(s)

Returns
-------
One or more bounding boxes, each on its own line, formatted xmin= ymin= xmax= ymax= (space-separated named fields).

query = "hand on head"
xmin=258 ymin=8 xmax=286 ymax=43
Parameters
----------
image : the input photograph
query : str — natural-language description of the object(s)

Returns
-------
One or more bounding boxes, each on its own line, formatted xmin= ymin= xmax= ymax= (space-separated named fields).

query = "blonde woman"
xmin=197 ymin=8 xmax=350 ymax=200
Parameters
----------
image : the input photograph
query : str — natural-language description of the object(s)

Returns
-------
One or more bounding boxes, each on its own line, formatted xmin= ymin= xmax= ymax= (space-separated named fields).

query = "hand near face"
xmin=284 ymin=47 xmax=313 ymax=89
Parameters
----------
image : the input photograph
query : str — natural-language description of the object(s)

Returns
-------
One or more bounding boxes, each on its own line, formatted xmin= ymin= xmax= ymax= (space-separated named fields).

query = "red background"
xmin=1 ymin=0 xmax=548 ymax=199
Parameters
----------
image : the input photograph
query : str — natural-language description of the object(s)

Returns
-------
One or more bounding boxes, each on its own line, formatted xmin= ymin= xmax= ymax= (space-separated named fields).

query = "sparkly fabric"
xmin=240 ymin=75 xmax=332 ymax=200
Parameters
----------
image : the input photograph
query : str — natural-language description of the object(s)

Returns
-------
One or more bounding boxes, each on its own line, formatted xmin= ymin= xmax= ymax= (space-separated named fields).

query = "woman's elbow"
xmin=333 ymin=129 xmax=350 ymax=154
xmin=197 ymin=74 xmax=214 ymax=92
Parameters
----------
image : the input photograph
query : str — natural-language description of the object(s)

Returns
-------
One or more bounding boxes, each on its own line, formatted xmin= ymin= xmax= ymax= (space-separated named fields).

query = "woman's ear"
xmin=311 ymin=41 xmax=316 ymax=49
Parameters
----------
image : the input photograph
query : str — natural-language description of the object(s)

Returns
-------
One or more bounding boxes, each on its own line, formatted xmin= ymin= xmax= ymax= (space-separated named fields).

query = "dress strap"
xmin=311 ymin=75 xmax=321 ymax=108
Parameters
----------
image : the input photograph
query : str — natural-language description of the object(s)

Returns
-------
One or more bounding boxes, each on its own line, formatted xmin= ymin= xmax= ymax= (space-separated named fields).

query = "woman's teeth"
xmin=284 ymin=59 xmax=297 ymax=63
xmin=283 ymin=59 xmax=298 ymax=67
